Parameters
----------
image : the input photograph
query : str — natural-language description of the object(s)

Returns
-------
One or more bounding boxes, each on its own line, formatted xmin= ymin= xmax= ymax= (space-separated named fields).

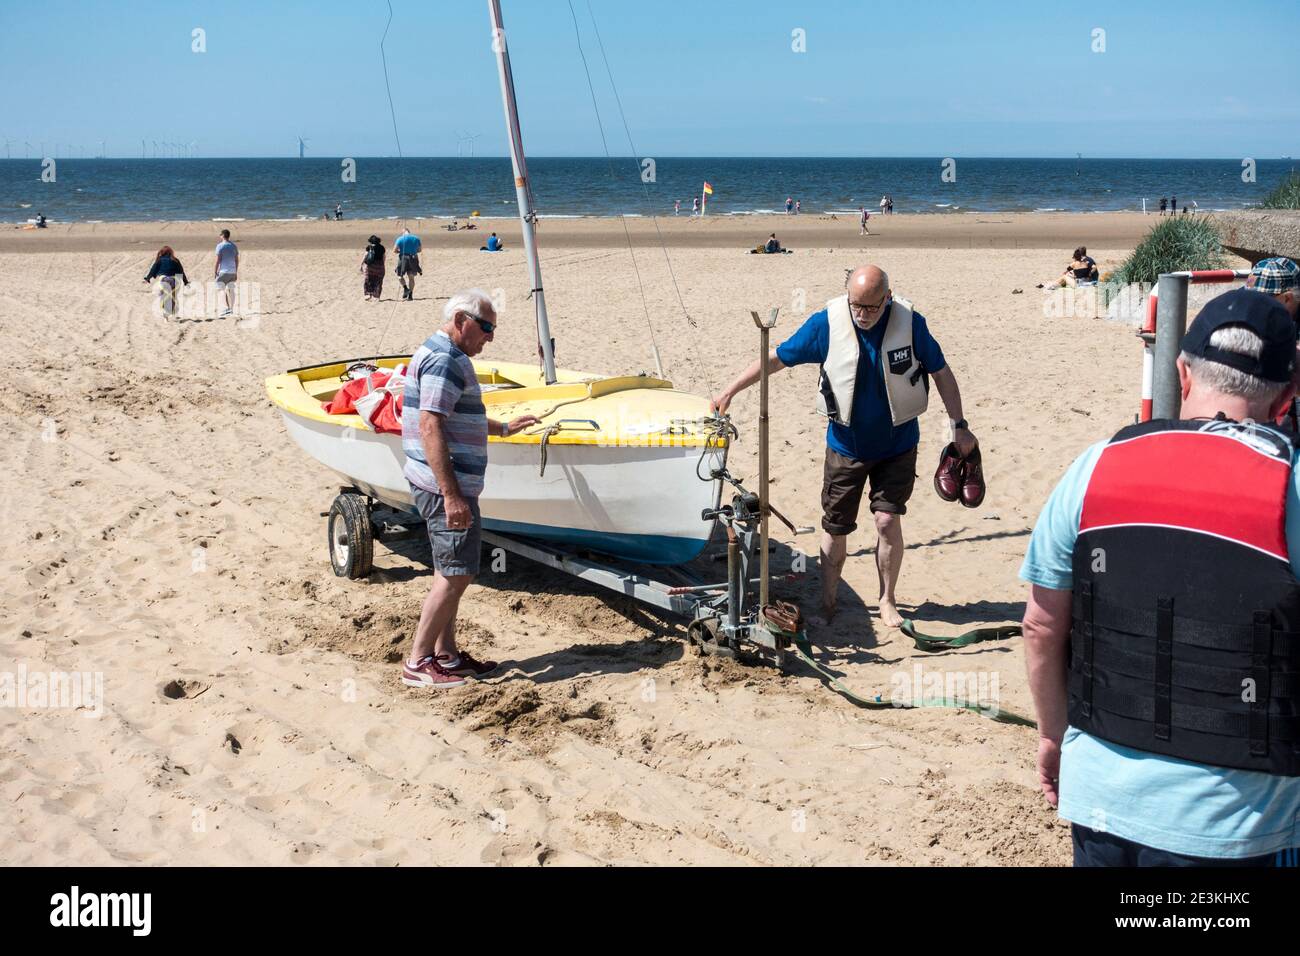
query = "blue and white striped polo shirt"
xmin=401 ymin=331 xmax=487 ymax=497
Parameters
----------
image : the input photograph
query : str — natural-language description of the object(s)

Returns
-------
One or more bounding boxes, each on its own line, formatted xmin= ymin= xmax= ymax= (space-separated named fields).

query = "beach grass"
xmin=1259 ymin=172 xmax=1300 ymax=210
xmin=1111 ymin=215 xmax=1227 ymax=286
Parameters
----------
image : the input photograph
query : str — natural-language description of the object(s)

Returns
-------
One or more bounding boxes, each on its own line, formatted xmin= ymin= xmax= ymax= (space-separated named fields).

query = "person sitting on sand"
xmin=480 ymin=232 xmax=502 ymax=252
xmin=1022 ymin=289 xmax=1300 ymax=867
xmin=711 ymin=265 xmax=980 ymax=629
xmin=1060 ymin=246 xmax=1098 ymax=286
xmin=764 ymin=233 xmax=782 ymax=254
xmin=361 ymin=235 xmax=385 ymax=301
xmin=143 ymin=245 xmax=190 ymax=318
xmin=35 ymin=213 xmax=47 ymax=228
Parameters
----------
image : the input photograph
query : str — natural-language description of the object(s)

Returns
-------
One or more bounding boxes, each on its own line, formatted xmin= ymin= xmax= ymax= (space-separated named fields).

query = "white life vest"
xmin=815 ymin=294 xmax=929 ymax=428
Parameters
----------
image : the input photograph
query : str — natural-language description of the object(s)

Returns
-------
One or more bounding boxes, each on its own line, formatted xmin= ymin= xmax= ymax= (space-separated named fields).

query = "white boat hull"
xmin=280 ymin=411 xmax=724 ymax=564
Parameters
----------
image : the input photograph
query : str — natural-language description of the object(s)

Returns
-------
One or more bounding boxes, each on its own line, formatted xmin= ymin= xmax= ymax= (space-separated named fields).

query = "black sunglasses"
xmin=463 ymin=311 xmax=496 ymax=334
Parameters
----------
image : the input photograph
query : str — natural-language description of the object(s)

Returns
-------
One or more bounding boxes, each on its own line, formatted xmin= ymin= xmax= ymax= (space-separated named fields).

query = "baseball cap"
xmin=1246 ymin=257 xmax=1300 ymax=296
xmin=1180 ymin=287 xmax=1295 ymax=383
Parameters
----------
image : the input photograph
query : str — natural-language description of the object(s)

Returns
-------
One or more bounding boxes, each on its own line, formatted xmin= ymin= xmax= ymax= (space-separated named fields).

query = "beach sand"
xmin=0 ymin=212 xmax=1224 ymax=865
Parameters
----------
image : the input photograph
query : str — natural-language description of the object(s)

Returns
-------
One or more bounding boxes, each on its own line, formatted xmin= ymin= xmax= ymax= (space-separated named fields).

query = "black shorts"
xmin=396 ymin=253 xmax=422 ymax=277
xmin=1072 ymin=824 xmax=1297 ymax=867
xmin=820 ymin=446 xmax=918 ymax=535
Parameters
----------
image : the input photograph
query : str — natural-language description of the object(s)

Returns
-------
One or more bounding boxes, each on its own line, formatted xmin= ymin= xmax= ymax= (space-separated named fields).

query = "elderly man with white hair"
xmin=399 ymin=289 xmax=539 ymax=690
xmin=712 ymin=264 xmax=978 ymax=628
xmin=1021 ymin=288 xmax=1300 ymax=867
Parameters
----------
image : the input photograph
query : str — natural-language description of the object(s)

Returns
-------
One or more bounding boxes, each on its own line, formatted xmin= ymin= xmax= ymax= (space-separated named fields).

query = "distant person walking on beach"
xmin=394 ymin=226 xmax=422 ymax=301
xmin=143 ymin=245 xmax=190 ymax=318
xmin=214 ymin=229 xmax=239 ymax=317
xmin=786 ymin=197 xmax=794 ymax=214
xmin=674 ymin=199 xmax=680 ymax=215
xmin=795 ymin=200 xmax=801 ymax=215
xmin=1170 ymin=194 xmax=1177 ymax=215
xmin=361 ymin=234 xmax=385 ymax=301
xmin=692 ymin=196 xmax=700 ymax=215
xmin=711 ymin=265 xmax=979 ymax=629
xmin=879 ymin=195 xmax=888 ymax=216
xmin=1021 ymin=289 xmax=1300 ymax=867
xmin=400 ymin=289 xmax=540 ymax=690
xmin=1159 ymin=196 xmax=1168 ymax=216
xmin=335 ymin=203 xmax=343 ymax=221
xmin=860 ymin=206 xmax=871 ymax=236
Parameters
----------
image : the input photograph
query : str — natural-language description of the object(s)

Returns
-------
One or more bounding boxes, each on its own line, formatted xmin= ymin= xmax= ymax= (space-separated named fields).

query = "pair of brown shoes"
xmin=934 ymin=443 xmax=985 ymax=508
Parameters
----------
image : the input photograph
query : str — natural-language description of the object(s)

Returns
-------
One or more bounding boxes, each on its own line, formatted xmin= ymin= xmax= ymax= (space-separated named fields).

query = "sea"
xmin=1 ymin=156 xmax=1294 ymax=223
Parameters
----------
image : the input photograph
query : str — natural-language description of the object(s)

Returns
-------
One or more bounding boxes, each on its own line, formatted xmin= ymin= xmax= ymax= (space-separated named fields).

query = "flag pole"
xmin=701 ymin=183 xmax=707 ymax=217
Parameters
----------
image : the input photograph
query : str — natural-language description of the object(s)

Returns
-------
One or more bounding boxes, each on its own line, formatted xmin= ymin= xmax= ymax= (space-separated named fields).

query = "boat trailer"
xmin=322 ymin=309 xmax=812 ymax=667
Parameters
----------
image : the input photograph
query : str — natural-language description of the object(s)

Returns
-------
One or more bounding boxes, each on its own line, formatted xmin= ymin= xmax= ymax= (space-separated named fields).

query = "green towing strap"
xmin=789 ymin=632 xmax=1037 ymax=728
xmin=900 ymin=618 xmax=1023 ymax=653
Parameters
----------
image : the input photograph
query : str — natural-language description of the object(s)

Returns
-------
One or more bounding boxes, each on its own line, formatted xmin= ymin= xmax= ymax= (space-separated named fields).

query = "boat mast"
xmin=488 ymin=0 xmax=557 ymax=385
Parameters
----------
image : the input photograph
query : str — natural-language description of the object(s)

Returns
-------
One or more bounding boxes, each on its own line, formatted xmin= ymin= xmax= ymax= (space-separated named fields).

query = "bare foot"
xmin=877 ymin=599 xmax=905 ymax=629
xmin=807 ymin=603 xmax=837 ymax=628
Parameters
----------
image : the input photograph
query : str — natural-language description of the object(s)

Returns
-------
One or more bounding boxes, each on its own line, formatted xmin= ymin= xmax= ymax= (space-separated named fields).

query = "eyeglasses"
xmin=463 ymin=311 xmax=496 ymax=334
xmin=848 ymin=296 xmax=889 ymax=318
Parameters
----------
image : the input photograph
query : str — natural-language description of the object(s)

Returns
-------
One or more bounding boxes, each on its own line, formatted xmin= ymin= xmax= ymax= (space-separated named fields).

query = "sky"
xmin=1 ymin=0 xmax=1298 ymax=159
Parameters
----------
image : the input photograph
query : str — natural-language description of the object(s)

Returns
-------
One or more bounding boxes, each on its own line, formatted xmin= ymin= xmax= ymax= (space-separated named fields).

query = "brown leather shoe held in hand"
xmin=960 ymin=445 xmax=986 ymax=509
xmin=934 ymin=442 xmax=964 ymax=502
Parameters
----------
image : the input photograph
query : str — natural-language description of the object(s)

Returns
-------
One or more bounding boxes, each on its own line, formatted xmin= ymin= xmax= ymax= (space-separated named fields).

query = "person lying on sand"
xmin=711 ymin=264 xmax=979 ymax=629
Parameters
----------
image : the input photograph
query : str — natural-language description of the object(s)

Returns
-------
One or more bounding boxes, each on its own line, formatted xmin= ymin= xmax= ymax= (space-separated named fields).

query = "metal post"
xmin=487 ymin=0 xmax=557 ymax=384
xmin=1151 ymin=274 xmax=1189 ymax=420
xmin=752 ymin=308 xmax=779 ymax=609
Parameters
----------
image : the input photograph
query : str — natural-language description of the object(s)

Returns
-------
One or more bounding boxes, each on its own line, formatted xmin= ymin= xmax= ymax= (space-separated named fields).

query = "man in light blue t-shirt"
xmin=394 ymin=227 xmax=423 ymax=301
xmin=1021 ymin=289 xmax=1300 ymax=866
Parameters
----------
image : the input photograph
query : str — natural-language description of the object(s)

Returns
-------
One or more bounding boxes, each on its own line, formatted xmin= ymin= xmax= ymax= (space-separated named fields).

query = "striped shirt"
xmin=401 ymin=331 xmax=487 ymax=497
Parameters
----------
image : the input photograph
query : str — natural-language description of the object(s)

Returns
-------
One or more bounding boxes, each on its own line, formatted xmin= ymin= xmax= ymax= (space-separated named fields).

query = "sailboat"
xmin=266 ymin=0 xmax=728 ymax=568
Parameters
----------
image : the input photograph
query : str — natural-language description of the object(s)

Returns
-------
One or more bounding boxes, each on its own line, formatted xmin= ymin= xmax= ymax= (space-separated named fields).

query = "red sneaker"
xmin=401 ymin=656 xmax=466 ymax=689
xmin=438 ymin=650 xmax=498 ymax=678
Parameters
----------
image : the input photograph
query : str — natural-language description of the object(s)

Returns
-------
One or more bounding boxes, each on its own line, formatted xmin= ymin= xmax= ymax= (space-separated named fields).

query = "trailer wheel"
xmin=328 ymin=492 xmax=374 ymax=579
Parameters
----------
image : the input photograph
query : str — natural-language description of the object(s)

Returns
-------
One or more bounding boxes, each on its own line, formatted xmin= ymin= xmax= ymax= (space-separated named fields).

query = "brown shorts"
xmin=820 ymin=445 xmax=918 ymax=535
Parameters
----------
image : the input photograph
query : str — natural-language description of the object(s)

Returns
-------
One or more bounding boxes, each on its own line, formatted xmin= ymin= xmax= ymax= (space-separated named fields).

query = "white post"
xmin=488 ymin=0 xmax=557 ymax=384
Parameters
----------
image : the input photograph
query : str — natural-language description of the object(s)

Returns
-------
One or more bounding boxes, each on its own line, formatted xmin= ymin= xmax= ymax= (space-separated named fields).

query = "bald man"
xmin=712 ymin=265 xmax=977 ymax=628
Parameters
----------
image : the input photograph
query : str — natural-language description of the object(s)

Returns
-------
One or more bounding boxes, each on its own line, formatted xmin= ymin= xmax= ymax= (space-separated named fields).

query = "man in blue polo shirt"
xmin=1021 ymin=288 xmax=1300 ymax=866
xmin=712 ymin=264 xmax=978 ymax=628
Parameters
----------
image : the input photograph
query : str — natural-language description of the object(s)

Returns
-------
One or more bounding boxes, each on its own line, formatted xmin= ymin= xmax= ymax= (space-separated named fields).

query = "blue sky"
xmin=1 ymin=0 xmax=1297 ymax=159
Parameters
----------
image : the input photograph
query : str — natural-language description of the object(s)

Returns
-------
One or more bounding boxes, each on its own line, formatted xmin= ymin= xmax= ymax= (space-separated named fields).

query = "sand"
xmin=0 ymin=212 xmax=1216 ymax=865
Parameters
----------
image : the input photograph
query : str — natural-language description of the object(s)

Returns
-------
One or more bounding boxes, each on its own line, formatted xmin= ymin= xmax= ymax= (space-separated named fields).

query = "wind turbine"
xmin=456 ymin=130 xmax=482 ymax=157
xmin=25 ymin=142 xmax=33 ymax=158
xmin=3 ymin=139 xmax=11 ymax=160
xmin=297 ymin=135 xmax=309 ymax=158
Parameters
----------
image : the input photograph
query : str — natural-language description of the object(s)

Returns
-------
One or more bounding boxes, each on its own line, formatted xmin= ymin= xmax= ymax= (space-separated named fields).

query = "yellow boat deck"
xmin=264 ymin=356 xmax=726 ymax=448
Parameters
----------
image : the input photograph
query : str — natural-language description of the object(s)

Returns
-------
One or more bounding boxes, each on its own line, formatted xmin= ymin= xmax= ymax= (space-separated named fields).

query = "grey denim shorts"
xmin=410 ymin=485 xmax=481 ymax=576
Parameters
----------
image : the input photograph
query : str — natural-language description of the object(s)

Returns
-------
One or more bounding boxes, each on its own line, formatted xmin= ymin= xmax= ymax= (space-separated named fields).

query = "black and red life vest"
xmin=1069 ymin=417 xmax=1300 ymax=775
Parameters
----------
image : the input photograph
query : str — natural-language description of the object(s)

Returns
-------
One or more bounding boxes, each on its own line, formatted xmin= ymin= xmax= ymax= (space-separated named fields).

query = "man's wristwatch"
xmin=951 ymin=419 xmax=969 ymax=431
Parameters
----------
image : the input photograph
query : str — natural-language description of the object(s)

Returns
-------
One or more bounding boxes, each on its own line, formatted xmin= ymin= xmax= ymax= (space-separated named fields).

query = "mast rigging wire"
xmin=565 ymin=0 xmax=665 ymax=379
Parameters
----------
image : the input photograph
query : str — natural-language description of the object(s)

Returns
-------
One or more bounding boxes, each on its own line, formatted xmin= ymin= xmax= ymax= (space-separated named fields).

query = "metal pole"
xmin=488 ymin=0 xmax=557 ymax=384
xmin=1151 ymin=273 xmax=1189 ymax=420
xmin=752 ymin=308 xmax=779 ymax=609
